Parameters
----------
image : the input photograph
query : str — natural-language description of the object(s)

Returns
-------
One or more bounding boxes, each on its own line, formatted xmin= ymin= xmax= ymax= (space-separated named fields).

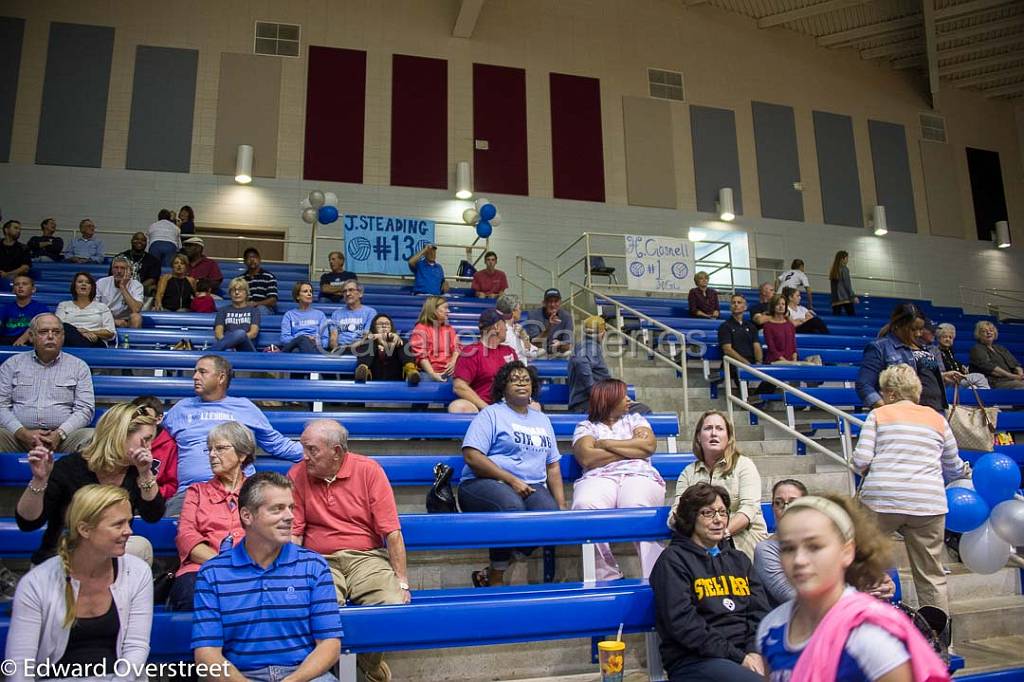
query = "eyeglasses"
xmin=210 ymin=444 xmax=236 ymax=454
xmin=508 ymin=375 xmax=532 ymax=385
xmin=698 ymin=509 xmax=729 ymax=520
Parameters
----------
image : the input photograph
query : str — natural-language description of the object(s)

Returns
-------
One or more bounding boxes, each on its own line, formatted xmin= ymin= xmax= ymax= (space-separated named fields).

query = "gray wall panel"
xmin=690 ymin=105 xmax=743 ymax=215
xmin=0 ymin=17 xmax=25 ymax=163
xmin=35 ymin=22 xmax=114 ymax=168
xmin=813 ymin=111 xmax=863 ymax=228
xmin=126 ymin=46 xmax=198 ymax=172
xmin=868 ymin=119 xmax=917 ymax=233
xmin=752 ymin=101 xmax=803 ymax=222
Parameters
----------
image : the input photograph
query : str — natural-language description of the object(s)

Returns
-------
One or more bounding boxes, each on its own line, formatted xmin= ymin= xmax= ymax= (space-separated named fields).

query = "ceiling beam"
xmin=948 ymin=63 xmax=1024 ymax=86
xmin=937 ymin=15 xmax=1024 ymax=42
xmin=981 ymin=80 xmax=1024 ymax=96
xmin=939 ymin=49 xmax=1024 ymax=76
xmin=859 ymin=32 xmax=922 ymax=59
xmin=942 ymin=33 xmax=1024 ymax=59
xmin=759 ymin=0 xmax=867 ymax=28
xmin=892 ymin=55 xmax=925 ymax=69
xmin=818 ymin=15 xmax=923 ymax=47
xmin=934 ymin=0 xmax=1020 ymax=21
xmin=923 ymin=0 xmax=941 ymax=108
xmin=452 ymin=0 xmax=485 ymax=38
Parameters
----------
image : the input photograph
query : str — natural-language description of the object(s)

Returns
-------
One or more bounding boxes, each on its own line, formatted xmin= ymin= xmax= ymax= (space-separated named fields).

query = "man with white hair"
xmin=96 ymin=255 xmax=143 ymax=329
xmin=290 ymin=419 xmax=409 ymax=682
xmin=328 ymin=279 xmax=376 ymax=353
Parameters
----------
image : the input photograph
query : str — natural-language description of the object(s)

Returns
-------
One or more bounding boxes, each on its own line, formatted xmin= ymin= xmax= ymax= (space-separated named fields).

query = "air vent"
xmin=254 ymin=21 xmax=301 ymax=57
xmin=648 ymin=68 xmax=685 ymax=102
xmin=920 ymin=112 xmax=947 ymax=143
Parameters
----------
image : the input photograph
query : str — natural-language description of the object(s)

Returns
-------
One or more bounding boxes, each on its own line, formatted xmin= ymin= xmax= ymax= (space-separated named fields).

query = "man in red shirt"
xmin=470 ymin=250 xmax=509 ymax=298
xmin=289 ymin=419 xmax=409 ymax=682
xmin=182 ymin=237 xmax=224 ymax=291
xmin=448 ymin=308 xmax=518 ymax=414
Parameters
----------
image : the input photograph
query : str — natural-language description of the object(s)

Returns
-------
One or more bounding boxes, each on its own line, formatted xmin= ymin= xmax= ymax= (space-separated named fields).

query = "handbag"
xmin=426 ymin=462 xmax=458 ymax=513
xmin=946 ymin=385 xmax=998 ymax=453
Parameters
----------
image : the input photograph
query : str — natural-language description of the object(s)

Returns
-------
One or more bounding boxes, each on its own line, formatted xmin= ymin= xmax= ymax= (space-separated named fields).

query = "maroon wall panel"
xmin=473 ymin=63 xmax=528 ymax=196
xmin=390 ymin=54 xmax=447 ymax=189
xmin=303 ymin=46 xmax=366 ymax=183
xmin=549 ymin=73 xmax=605 ymax=202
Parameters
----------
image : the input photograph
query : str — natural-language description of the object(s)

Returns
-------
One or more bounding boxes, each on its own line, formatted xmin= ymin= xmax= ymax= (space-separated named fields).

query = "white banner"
xmin=624 ymin=234 xmax=695 ymax=293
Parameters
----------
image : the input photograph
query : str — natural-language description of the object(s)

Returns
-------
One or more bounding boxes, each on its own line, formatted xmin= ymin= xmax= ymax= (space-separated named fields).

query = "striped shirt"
xmin=191 ymin=540 xmax=343 ymax=672
xmin=852 ymin=401 xmax=967 ymax=516
xmin=0 ymin=350 xmax=95 ymax=434
xmin=244 ymin=269 xmax=279 ymax=305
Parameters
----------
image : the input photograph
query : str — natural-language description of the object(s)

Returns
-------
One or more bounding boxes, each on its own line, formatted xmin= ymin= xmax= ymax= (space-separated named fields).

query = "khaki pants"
xmin=0 ymin=427 xmax=94 ymax=453
xmin=327 ymin=549 xmax=404 ymax=682
xmin=876 ymin=512 xmax=948 ymax=613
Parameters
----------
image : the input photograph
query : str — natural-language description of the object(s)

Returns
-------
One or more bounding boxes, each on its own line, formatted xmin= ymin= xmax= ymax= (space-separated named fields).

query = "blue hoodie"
xmin=164 ymin=395 xmax=303 ymax=492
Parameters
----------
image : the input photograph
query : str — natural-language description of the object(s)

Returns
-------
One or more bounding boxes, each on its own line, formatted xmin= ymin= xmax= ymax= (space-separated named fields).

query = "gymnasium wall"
xmin=0 ymin=0 xmax=1022 ymax=306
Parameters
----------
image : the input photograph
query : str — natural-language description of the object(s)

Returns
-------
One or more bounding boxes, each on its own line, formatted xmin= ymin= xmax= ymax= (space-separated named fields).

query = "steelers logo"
xmin=722 ymin=598 xmax=735 ymax=611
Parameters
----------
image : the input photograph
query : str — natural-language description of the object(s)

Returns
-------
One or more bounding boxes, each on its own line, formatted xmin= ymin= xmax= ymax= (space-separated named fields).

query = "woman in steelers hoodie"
xmin=651 ymin=482 xmax=770 ymax=682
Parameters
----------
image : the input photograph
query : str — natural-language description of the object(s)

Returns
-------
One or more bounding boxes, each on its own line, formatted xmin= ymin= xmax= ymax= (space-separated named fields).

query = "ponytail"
xmin=57 ymin=533 xmax=76 ymax=628
xmin=823 ymin=494 xmax=893 ymax=592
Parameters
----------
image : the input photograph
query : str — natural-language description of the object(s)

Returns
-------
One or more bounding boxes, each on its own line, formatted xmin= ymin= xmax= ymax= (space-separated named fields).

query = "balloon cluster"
xmin=300 ymin=190 xmax=339 ymax=225
xmin=462 ymin=198 xmax=501 ymax=239
xmin=945 ymin=453 xmax=1023 ymax=574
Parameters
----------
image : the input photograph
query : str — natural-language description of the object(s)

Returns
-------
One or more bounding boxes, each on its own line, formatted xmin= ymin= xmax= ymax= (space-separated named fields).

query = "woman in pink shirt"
xmin=408 ymin=296 xmax=461 ymax=381
xmin=762 ymin=294 xmax=798 ymax=363
xmin=168 ymin=420 xmax=254 ymax=611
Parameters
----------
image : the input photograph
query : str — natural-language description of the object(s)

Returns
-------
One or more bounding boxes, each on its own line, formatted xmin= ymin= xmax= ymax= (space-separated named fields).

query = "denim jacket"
xmin=855 ymin=333 xmax=918 ymax=407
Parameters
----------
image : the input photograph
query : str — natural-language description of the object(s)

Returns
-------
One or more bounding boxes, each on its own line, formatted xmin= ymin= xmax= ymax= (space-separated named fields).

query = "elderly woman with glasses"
xmin=651 ymin=482 xmax=770 ymax=682
xmin=969 ymin=320 xmax=1024 ymax=389
xmin=458 ymin=361 xmax=565 ymax=588
xmin=168 ymin=420 xmax=256 ymax=610
xmin=934 ymin=323 xmax=989 ymax=389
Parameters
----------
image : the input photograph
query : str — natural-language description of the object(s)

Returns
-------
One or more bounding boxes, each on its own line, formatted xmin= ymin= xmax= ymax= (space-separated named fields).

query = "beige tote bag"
xmin=946 ymin=385 xmax=998 ymax=453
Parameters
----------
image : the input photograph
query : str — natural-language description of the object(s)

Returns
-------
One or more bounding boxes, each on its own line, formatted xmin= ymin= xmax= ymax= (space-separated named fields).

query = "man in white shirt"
xmin=776 ymin=259 xmax=813 ymax=310
xmin=96 ymin=255 xmax=143 ymax=329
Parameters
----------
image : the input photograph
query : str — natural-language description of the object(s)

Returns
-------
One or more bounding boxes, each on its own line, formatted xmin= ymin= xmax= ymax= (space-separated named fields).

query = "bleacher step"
xmin=956 ymin=635 xmax=1024 ymax=675
xmin=897 ymin=565 xmax=1021 ymax=606
xmin=949 ymin=595 xmax=1024 ymax=644
xmin=620 ymin=366 xmax=705 ymax=390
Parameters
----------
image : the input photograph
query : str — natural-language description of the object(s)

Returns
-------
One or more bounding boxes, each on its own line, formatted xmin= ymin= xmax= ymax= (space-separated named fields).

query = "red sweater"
xmin=762 ymin=320 xmax=797 ymax=363
xmin=152 ymin=428 xmax=179 ymax=500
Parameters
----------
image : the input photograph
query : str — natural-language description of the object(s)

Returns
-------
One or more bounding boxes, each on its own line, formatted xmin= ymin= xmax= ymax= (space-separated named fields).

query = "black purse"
xmin=426 ymin=462 xmax=458 ymax=513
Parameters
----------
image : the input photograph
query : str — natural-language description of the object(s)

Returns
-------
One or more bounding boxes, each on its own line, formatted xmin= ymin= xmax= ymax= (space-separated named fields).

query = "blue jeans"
xmin=243 ymin=665 xmax=337 ymax=682
xmin=457 ymin=477 xmax=558 ymax=569
xmin=281 ymin=336 xmax=321 ymax=354
xmin=149 ymin=240 xmax=178 ymax=268
xmin=667 ymin=657 xmax=763 ymax=682
xmin=167 ymin=571 xmax=197 ymax=611
xmin=214 ymin=328 xmax=257 ymax=352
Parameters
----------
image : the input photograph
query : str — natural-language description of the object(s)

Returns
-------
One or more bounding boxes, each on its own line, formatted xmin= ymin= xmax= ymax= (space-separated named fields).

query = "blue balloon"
xmin=476 ymin=220 xmax=493 ymax=239
xmin=318 ymin=205 xmax=339 ymax=224
xmin=479 ymin=203 xmax=497 ymax=221
xmin=945 ymin=487 xmax=989 ymax=533
xmin=973 ymin=453 xmax=1022 ymax=507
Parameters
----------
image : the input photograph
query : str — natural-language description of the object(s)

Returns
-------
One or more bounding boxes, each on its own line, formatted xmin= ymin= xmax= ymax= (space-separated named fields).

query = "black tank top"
xmin=162 ymin=276 xmax=195 ymax=311
xmin=49 ymin=560 xmax=121 ymax=677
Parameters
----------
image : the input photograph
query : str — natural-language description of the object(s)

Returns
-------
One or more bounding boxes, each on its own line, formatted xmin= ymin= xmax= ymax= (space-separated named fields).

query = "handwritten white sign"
xmin=624 ymin=235 xmax=695 ymax=293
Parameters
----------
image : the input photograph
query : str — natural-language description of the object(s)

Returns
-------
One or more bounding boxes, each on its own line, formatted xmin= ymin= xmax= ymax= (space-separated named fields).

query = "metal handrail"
xmin=568 ymin=281 xmax=690 ymax=423
xmin=722 ymin=356 xmax=862 ymax=491
xmin=515 ymin=255 xmax=557 ymax=302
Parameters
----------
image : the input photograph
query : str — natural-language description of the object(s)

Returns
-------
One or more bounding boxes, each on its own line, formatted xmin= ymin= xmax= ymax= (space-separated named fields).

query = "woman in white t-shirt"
xmin=146 ymin=209 xmax=181 ymax=268
xmin=783 ymin=287 xmax=829 ymax=335
xmin=56 ymin=272 xmax=116 ymax=347
xmin=570 ymin=378 xmax=664 ymax=580
xmin=757 ymin=494 xmax=947 ymax=682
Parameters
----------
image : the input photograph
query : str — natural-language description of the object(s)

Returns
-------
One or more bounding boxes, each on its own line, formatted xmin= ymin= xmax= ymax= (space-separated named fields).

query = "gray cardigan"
xmin=4 ymin=554 xmax=153 ymax=681
xmin=830 ymin=265 xmax=855 ymax=305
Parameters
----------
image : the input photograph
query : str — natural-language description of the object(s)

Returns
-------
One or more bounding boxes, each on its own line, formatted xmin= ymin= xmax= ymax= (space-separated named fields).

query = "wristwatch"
xmin=398 ymin=581 xmax=410 ymax=591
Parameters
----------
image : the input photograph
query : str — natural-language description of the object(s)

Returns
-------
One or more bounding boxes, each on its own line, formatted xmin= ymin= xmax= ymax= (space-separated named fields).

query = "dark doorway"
xmin=966 ymin=147 xmax=1009 ymax=241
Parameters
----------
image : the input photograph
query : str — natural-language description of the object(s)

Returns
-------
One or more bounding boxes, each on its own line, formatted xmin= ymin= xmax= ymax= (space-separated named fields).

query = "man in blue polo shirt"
xmin=407 ymin=243 xmax=448 ymax=295
xmin=193 ymin=471 xmax=343 ymax=682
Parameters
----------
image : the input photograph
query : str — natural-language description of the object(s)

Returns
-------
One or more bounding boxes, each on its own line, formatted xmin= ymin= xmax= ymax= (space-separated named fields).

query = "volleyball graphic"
xmin=671 ymin=262 xmax=689 ymax=280
xmin=629 ymin=261 xmax=646 ymax=277
xmin=348 ymin=237 xmax=372 ymax=262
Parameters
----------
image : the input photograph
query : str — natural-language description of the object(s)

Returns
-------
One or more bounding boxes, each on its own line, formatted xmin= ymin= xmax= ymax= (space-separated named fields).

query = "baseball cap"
xmin=478 ymin=308 xmax=511 ymax=330
xmin=543 ymin=288 xmax=561 ymax=300
xmin=183 ymin=237 xmax=204 ymax=247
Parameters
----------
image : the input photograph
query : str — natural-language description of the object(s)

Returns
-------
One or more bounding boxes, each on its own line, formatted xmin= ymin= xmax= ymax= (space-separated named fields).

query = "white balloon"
xmin=990 ymin=499 xmax=1024 ymax=546
xmin=299 ymin=197 xmax=312 ymax=210
xmin=324 ymin=191 xmax=339 ymax=208
xmin=301 ymin=207 xmax=318 ymax=224
xmin=947 ymin=479 xmax=975 ymax=490
xmin=462 ymin=208 xmax=479 ymax=225
xmin=474 ymin=197 xmax=491 ymax=211
xmin=490 ymin=213 xmax=502 ymax=227
xmin=309 ymin=190 xmax=325 ymax=209
xmin=960 ymin=521 xmax=1013 ymax=574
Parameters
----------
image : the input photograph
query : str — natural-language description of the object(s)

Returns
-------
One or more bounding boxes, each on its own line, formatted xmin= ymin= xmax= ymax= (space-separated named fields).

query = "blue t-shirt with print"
xmin=281 ymin=308 xmax=329 ymax=347
xmin=0 ymin=300 xmax=49 ymax=339
xmin=461 ymin=402 xmax=561 ymax=484
xmin=329 ymin=305 xmax=376 ymax=347
xmin=215 ymin=304 xmax=262 ymax=334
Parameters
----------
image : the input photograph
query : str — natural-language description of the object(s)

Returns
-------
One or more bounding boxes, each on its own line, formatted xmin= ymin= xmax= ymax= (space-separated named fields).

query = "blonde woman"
xmin=5 ymin=485 xmax=153 ymax=682
xmin=408 ymin=295 xmax=461 ymax=381
xmin=669 ymin=410 xmax=768 ymax=559
xmin=213 ymin=277 xmax=261 ymax=352
xmin=15 ymin=403 xmax=165 ymax=565
xmin=969 ymin=320 xmax=1024 ymax=389
xmin=153 ymin=253 xmax=197 ymax=311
